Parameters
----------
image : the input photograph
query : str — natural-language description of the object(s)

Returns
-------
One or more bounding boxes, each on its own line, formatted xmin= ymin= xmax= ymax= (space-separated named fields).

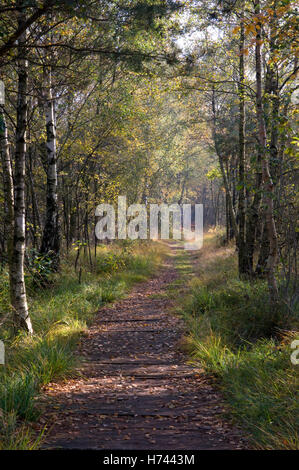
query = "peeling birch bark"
xmin=40 ymin=66 xmax=60 ymax=269
xmin=11 ymin=3 xmax=33 ymax=333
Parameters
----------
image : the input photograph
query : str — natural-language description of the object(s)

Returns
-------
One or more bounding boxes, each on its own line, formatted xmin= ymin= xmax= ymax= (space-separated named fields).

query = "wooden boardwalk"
xmin=40 ymin=247 xmax=244 ymax=449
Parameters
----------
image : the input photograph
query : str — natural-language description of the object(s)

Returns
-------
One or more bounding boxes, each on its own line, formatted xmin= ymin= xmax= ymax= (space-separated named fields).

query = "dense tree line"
xmin=0 ymin=0 xmax=297 ymax=332
xmin=179 ymin=0 xmax=298 ymax=305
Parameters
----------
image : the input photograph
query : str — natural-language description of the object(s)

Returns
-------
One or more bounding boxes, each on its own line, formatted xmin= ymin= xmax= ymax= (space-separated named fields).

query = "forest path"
xmin=40 ymin=243 xmax=245 ymax=449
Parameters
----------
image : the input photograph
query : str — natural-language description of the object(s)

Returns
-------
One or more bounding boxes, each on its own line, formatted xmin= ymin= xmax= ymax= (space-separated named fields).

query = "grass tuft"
xmin=0 ymin=240 xmax=165 ymax=449
xmin=179 ymin=231 xmax=299 ymax=449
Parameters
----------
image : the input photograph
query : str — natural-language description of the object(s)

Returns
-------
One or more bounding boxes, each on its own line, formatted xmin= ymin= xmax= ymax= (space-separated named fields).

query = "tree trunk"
xmin=0 ymin=106 xmax=14 ymax=267
xmin=11 ymin=3 xmax=33 ymax=333
xmin=255 ymin=222 xmax=270 ymax=276
xmin=238 ymin=8 xmax=247 ymax=275
xmin=211 ymin=89 xmax=238 ymax=239
xmin=40 ymin=66 xmax=60 ymax=269
xmin=254 ymin=0 xmax=279 ymax=301
xmin=246 ymin=159 xmax=262 ymax=275
xmin=28 ymin=145 xmax=41 ymax=248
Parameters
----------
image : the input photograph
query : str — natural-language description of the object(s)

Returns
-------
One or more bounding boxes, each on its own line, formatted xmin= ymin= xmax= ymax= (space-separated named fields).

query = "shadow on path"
xmin=39 ymin=244 xmax=245 ymax=450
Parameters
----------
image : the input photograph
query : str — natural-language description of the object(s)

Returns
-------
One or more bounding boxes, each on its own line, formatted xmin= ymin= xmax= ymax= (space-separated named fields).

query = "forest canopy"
xmin=0 ymin=0 xmax=298 ymax=331
xmin=0 ymin=0 xmax=298 ymax=453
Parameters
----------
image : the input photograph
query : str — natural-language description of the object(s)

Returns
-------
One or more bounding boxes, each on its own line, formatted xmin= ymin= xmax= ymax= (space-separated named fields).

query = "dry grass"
xmin=178 ymin=230 xmax=299 ymax=450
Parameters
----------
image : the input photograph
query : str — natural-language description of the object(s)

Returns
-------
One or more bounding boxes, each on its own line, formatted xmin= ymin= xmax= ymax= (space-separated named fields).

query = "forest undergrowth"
xmin=0 ymin=240 xmax=166 ymax=449
xmin=176 ymin=231 xmax=298 ymax=450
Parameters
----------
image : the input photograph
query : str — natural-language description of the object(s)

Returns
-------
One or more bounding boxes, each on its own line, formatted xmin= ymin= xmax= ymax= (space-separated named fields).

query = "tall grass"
xmin=0 ymin=240 xmax=166 ymax=449
xmin=179 ymin=231 xmax=299 ymax=449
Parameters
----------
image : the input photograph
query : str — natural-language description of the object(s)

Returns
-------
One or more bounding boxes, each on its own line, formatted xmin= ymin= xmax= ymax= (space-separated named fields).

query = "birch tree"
xmin=10 ymin=3 xmax=33 ymax=333
xmin=0 ymin=105 xmax=14 ymax=271
xmin=40 ymin=65 xmax=60 ymax=269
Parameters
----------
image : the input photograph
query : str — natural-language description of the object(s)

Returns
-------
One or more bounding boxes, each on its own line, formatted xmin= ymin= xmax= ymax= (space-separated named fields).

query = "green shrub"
xmin=96 ymin=252 xmax=130 ymax=274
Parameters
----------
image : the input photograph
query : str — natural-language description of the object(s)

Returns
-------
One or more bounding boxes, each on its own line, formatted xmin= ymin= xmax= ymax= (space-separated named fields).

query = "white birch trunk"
xmin=0 ymin=106 xmax=14 ymax=262
xmin=40 ymin=66 xmax=59 ymax=267
xmin=11 ymin=5 xmax=33 ymax=333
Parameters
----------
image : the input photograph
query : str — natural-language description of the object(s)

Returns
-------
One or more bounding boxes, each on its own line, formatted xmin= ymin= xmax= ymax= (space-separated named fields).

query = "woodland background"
xmin=0 ymin=0 xmax=298 ymax=450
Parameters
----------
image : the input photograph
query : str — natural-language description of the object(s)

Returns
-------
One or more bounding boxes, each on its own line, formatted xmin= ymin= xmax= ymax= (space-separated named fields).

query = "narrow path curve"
xmin=39 ymin=244 xmax=245 ymax=449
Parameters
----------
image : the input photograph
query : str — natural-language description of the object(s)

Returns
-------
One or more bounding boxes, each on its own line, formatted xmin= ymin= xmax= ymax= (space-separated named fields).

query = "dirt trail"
xmin=40 ymin=244 xmax=245 ymax=449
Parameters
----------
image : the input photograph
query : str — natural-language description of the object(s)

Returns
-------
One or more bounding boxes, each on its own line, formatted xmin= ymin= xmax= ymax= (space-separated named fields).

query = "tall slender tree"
xmin=238 ymin=3 xmax=247 ymax=275
xmin=10 ymin=2 xmax=33 ymax=333
xmin=40 ymin=64 xmax=60 ymax=268
xmin=254 ymin=0 xmax=279 ymax=301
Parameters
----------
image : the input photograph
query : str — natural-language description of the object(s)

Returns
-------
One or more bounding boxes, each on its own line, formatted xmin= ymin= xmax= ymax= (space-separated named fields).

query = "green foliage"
xmin=0 ymin=241 xmax=165 ymax=449
xmin=179 ymin=233 xmax=299 ymax=449
xmin=184 ymin=280 xmax=292 ymax=346
xmin=96 ymin=252 xmax=130 ymax=274
xmin=206 ymin=167 xmax=222 ymax=180
xmin=12 ymin=339 xmax=76 ymax=387
xmin=0 ymin=411 xmax=44 ymax=450
xmin=221 ymin=341 xmax=298 ymax=449
xmin=26 ymin=249 xmax=56 ymax=286
xmin=0 ymin=373 xmax=38 ymax=421
xmin=0 ymin=271 xmax=10 ymax=316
